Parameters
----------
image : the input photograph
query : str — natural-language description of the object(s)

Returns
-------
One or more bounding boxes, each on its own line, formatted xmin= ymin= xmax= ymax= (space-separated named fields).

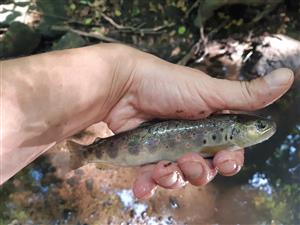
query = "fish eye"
xmin=255 ymin=120 xmax=268 ymax=130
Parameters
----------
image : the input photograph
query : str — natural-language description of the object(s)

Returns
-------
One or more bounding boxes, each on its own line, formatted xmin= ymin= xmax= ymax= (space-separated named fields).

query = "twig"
xmin=177 ymin=17 xmax=228 ymax=66
xmin=141 ymin=23 xmax=175 ymax=32
xmin=185 ymin=0 xmax=201 ymax=18
xmin=100 ymin=12 xmax=136 ymax=31
xmin=249 ymin=3 xmax=279 ymax=26
xmin=52 ymin=25 xmax=120 ymax=43
xmin=100 ymin=12 xmax=175 ymax=34
xmin=177 ymin=47 xmax=195 ymax=65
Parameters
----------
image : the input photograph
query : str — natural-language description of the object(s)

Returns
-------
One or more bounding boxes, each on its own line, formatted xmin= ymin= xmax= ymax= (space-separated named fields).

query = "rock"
xmin=0 ymin=22 xmax=40 ymax=58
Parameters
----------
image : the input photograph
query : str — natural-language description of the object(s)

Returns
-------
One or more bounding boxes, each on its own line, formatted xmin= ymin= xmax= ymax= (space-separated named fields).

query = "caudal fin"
xmin=66 ymin=141 xmax=86 ymax=170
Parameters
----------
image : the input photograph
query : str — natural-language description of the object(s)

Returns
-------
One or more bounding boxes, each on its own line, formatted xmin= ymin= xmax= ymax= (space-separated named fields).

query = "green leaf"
xmin=177 ymin=25 xmax=186 ymax=35
xmin=69 ymin=3 xmax=76 ymax=11
xmin=115 ymin=9 xmax=122 ymax=17
xmin=132 ymin=6 xmax=140 ymax=16
xmin=84 ymin=18 xmax=93 ymax=25
xmin=52 ymin=32 xmax=86 ymax=50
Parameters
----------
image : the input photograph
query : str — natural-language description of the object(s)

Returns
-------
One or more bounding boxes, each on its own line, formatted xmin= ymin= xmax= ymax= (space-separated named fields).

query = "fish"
xmin=68 ymin=114 xmax=276 ymax=169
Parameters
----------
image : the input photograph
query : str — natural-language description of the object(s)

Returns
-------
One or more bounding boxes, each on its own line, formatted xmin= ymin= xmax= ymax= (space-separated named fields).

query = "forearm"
xmin=1 ymin=43 xmax=131 ymax=184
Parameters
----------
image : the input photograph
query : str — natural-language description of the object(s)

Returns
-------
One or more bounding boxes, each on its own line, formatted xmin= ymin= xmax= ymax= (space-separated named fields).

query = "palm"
xmin=103 ymin=63 xmax=216 ymax=134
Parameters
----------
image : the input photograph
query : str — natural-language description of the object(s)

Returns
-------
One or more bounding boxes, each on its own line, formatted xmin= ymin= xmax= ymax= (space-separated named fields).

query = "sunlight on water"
xmin=116 ymin=189 xmax=148 ymax=215
xmin=249 ymin=172 xmax=272 ymax=195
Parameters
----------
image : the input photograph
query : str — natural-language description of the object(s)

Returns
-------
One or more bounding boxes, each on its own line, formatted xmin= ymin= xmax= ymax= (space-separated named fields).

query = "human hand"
xmin=2 ymin=43 xmax=293 ymax=194
xmin=99 ymin=44 xmax=294 ymax=199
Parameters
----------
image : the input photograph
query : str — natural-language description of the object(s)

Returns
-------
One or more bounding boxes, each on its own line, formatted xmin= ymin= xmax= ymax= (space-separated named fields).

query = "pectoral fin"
xmin=200 ymin=145 xmax=240 ymax=157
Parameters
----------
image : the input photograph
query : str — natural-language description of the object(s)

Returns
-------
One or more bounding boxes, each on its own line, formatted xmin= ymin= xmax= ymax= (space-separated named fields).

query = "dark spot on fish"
xmin=230 ymin=135 xmax=233 ymax=140
xmin=85 ymin=178 xmax=93 ymax=191
xmin=225 ymin=135 xmax=228 ymax=141
xmin=83 ymin=147 xmax=94 ymax=158
xmin=212 ymin=135 xmax=216 ymax=140
xmin=74 ymin=169 xmax=84 ymax=176
xmin=176 ymin=110 xmax=184 ymax=113
xmin=128 ymin=143 xmax=139 ymax=155
xmin=231 ymin=127 xmax=240 ymax=137
xmin=199 ymin=111 xmax=205 ymax=115
xmin=175 ymin=134 xmax=181 ymax=142
xmin=203 ymin=139 xmax=207 ymax=144
xmin=128 ymin=136 xmax=141 ymax=155
xmin=167 ymin=137 xmax=176 ymax=148
xmin=164 ymin=162 xmax=172 ymax=167
xmin=106 ymin=141 xmax=118 ymax=158
xmin=220 ymin=128 xmax=224 ymax=132
xmin=146 ymin=139 xmax=157 ymax=152
xmin=66 ymin=176 xmax=79 ymax=186
xmin=95 ymin=149 xmax=103 ymax=159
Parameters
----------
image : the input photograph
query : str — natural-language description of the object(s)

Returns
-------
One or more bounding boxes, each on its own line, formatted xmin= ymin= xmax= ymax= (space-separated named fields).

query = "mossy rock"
xmin=52 ymin=32 xmax=86 ymax=50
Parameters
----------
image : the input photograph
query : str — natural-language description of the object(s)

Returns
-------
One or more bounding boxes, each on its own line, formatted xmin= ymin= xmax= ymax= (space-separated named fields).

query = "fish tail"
xmin=67 ymin=141 xmax=86 ymax=170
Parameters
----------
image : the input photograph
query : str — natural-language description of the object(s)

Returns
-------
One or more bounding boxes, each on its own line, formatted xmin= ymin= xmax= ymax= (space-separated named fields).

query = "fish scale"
xmin=68 ymin=114 xmax=276 ymax=169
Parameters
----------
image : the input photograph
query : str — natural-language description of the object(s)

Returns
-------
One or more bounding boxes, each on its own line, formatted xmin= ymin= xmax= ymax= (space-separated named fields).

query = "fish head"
xmin=230 ymin=115 xmax=276 ymax=148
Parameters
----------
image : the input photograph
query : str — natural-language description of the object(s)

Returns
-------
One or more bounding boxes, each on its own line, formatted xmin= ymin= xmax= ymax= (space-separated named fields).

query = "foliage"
xmin=1 ymin=0 xmax=298 ymax=60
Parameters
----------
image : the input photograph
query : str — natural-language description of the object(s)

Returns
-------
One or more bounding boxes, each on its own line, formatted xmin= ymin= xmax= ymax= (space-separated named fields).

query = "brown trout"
xmin=68 ymin=114 xmax=276 ymax=168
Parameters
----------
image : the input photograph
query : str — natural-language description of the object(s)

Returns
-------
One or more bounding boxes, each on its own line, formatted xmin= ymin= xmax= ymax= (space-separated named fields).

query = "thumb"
xmin=205 ymin=68 xmax=294 ymax=111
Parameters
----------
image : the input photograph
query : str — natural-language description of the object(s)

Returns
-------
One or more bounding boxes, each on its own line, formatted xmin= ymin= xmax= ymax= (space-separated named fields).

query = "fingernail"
xmin=137 ymin=186 xmax=157 ymax=200
xmin=218 ymin=160 xmax=239 ymax=175
xmin=157 ymin=171 xmax=178 ymax=187
xmin=264 ymin=68 xmax=293 ymax=87
xmin=180 ymin=162 xmax=203 ymax=180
